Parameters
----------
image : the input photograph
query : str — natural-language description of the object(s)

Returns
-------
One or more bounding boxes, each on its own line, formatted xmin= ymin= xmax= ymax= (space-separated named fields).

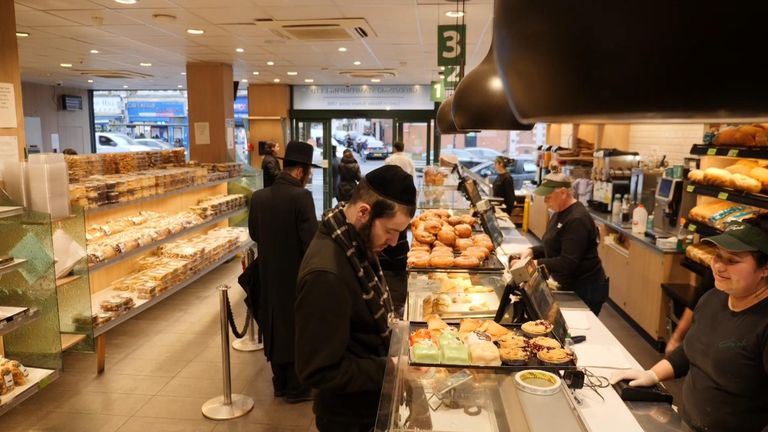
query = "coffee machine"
xmin=652 ymin=176 xmax=684 ymax=234
xmin=630 ymin=168 xmax=662 ymax=211
xmin=589 ymin=149 xmax=639 ymax=212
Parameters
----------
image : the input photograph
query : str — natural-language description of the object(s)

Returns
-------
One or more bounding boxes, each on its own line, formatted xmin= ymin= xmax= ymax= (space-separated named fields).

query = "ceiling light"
xmin=235 ymin=48 xmax=244 ymax=53
xmin=287 ymin=71 xmax=298 ymax=76
xmin=440 ymin=66 xmax=445 ymax=71
xmin=180 ymin=72 xmax=186 ymax=75
xmin=252 ymin=71 xmax=260 ymax=75
xmin=60 ymin=63 xmax=72 ymax=68
xmin=123 ymin=85 xmax=129 ymax=88
xmin=186 ymin=28 xmax=204 ymax=35
xmin=114 ymin=0 xmax=138 ymax=4
xmin=371 ymin=78 xmax=381 ymax=83
xmin=90 ymin=49 xmax=99 ymax=54
xmin=16 ymin=31 xmax=29 ymax=37
xmin=87 ymin=79 xmax=94 ymax=83
xmin=446 ymin=11 xmax=464 ymax=18
xmin=273 ymin=78 xmax=280 ymax=83
xmin=241 ymin=79 xmax=248 ymax=82
xmin=353 ymin=61 xmax=361 ymax=65
xmin=177 ymin=85 xmax=183 ymax=88
xmin=266 ymin=61 xmax=274 ymax=66
xmin=304 ymin=79 xmax=314 ymax=83
xmin=338 ymin=47 xmax=347 ymax=52
xmin=139 ymin=62 xmax=152 ymax=67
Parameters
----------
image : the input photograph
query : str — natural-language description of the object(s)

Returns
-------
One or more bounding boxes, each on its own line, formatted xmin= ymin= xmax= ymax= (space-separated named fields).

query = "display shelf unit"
xmin=681 ymin=220 xmax=722 ymax=237
xmin=0 ymin=368 xmax=59 ymax=416
xmin=0 ymin=259 xmax=27 ymax=278
xmin=88 ymin=206 xmax=247 ymax=272
xmin=690 ymin=144 xmax=768 ymax=160
xmin=0 ymin=207 xmax=23 ymax=219
xmin=92 ymin=239 xmax=253 ymax=337
xmin=60 ymin=333 xmax=86 ymax=351
xmin=685 ymin=183 xmax=768 ymax=208
xmin=0 ymin=308 xmax=40 ymax=337
xmin=83 ymin=177 xmax=235 ymax=215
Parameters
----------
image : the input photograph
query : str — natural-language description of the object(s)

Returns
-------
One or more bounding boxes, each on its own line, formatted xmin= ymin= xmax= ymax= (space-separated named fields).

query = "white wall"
xmin=21 ymin=82 xmax=91 ymax=155
xmin=628 ymin=124 xmax=705 ymax=165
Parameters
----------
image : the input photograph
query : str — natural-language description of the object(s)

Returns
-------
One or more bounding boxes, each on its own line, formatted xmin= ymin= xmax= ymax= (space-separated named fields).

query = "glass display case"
xmin=418 ymin=187 xmax=472 ymax=210
xmin=376 ymin=324 xmax=590 ymax=432
xmin=405 ymin=272 xmax=507 ymax=322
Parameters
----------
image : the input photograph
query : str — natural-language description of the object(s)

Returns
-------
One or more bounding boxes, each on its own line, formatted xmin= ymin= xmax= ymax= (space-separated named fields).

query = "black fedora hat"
xmin=278 ymin=141 xmax=321 ymax=167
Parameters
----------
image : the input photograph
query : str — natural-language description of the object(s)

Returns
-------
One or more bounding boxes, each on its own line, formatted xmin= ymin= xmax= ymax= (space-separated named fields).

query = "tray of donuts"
xmin=408 ymin=316 xmax=577 ymax=371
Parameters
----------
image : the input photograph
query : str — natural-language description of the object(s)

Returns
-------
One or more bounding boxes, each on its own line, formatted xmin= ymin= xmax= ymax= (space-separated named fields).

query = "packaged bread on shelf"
xmin=686 ymin=243 xmax=717 ymax=267
xmin=688 ymin=202 xmax=766 ymax=230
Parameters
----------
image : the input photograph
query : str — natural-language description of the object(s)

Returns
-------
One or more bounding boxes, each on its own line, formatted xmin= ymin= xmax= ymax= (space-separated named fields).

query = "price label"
xmin=727 ymin=149 xmax=739 ymax=157
xmin=717 ymin=192 xmax=729 ymax=200
xmin=707 ymin=148 xmax=717 ymax=155
xmin=688 ymin=223 xmax=697 ymax=232
xmin=687 ymin=185 xmax=695 ymax=193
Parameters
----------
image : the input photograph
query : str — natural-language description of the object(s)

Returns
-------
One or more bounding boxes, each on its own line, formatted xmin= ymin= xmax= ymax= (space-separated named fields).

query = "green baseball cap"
xmin=533 ymin=179 xmax=572 ymax=196
xmin=702 ymin=221 xmax=768 ymax=255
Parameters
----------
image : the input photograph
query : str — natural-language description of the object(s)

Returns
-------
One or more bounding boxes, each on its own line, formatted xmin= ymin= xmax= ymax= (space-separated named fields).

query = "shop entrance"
xmin=292 ymin=119 xmax=331 ymax=220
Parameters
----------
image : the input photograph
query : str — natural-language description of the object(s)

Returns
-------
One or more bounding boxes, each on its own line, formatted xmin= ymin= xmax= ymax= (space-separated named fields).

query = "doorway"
xmin=292 ymin=119 xmax=331 ymax=220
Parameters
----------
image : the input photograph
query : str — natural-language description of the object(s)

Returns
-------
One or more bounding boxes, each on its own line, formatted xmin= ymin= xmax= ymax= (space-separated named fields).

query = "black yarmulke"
xmin=365 ymin=165 xmax=416 ymax=206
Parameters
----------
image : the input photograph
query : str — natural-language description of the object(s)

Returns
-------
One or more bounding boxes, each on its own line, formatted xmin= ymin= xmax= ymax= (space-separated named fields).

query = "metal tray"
xmin=407 ymin=251 xmax=505 ymax=274
xmin=407 ymin=322 xmax=577 ymax=372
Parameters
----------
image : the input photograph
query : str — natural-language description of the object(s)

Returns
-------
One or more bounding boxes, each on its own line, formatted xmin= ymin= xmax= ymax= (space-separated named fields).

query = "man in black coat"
xmin=295 ymin=165 xmax=416 ymax=431
xmin=249 ymin=141 xmax=318 ymax=403
xmin=261 ymin=141 xmax=281 ymax=188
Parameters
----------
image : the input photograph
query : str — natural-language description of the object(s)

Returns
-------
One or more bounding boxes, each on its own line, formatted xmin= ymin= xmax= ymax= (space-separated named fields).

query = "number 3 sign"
xmin=437 ymin=24 xmax=466 ymax=66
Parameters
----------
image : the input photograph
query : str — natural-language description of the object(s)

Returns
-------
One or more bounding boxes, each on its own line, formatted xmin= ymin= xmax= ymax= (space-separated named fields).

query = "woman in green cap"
xmin=611 ymin=216 xmax=768 ymax=432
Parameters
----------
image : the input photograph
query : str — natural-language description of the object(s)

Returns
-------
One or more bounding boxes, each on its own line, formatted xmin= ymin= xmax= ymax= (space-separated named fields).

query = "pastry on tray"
xmin=537 ymin=348 xmax=574 ymax=365
xmin=521 ymin=320 xmax=554 ymax=337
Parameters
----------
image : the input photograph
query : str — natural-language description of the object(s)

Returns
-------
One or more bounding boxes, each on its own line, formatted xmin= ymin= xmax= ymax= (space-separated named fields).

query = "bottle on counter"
xmin=632 ymin=204 xmax=648 ymax=235
xmin=621 ymin=195 xmax=631 ymax=224
xmin=646 ymin=213 xmax=655 ymax=232
xmin=611 ymin=194 xmax=622 ymax=224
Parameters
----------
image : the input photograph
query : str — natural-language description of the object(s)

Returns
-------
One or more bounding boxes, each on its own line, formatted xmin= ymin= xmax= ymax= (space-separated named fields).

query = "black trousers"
xmin=315 ymin=416 xmax=374 ymax=432
xmin=571 ymin=275 xmax=609 ymax=316
xmin=270 ymin=361 xmax=309 ymax=398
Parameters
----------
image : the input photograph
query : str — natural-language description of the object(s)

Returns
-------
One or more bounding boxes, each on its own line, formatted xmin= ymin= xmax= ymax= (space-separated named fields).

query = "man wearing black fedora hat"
xmin=249 ymin=140 xmax=319 ymax=403
xmin=295 ymin=165 xmax=417 ymax=431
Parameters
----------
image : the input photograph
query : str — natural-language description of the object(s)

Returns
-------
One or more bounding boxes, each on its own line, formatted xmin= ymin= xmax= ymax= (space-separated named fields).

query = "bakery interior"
xmin=1 ymin=1 xmax=767 ymax=431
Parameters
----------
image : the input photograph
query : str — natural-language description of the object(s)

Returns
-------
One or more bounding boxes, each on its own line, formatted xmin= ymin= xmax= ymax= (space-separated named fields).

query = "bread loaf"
xmin=688 ymin=169 xmax=705 ymax=183
xmin=731 ymin=173 xmax=762 ymax=193
xmin=714 ymin=125 xmax=768 ymax=147
xmin=749 ymin=167 xmax=768 ymax=190
xmin=703 ymin=167 xmax=734 ymax=188
xmin=686 ymin=243 xmax=717 ymax=267
xmin=725 ymin=162 xmax=757 ymax=176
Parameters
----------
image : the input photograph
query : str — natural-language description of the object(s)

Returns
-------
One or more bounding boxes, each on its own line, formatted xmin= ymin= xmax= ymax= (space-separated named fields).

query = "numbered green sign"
xmin=431 ymin=81 xmax=445 ymax=102
xmin=437 ymin=24 xmax=466 ymax=66
xmin=442 ymin=66 xmax=460 ymax=90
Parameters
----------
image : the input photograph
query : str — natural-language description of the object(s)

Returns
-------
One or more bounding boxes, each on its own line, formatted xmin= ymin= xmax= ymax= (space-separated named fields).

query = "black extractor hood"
xmin=452 ymin=39 xmax=533 ymax=131
xmin=493 ymin=2 xmax=768 ymax=123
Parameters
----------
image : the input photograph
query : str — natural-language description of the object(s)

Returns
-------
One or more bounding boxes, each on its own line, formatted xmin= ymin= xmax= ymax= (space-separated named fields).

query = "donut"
xmin=409 ymin=246 xmax=431 ymax=254
xmin=429 ymin=254 xmax=454 ymax=268
xmin=454 ymin=255 xmax=480 ymax=268
xmin=437 ymin=228 xmax=456 ymax=246
xmin=463 ymin=247 xmax=487 ymax=261
xmin=454 ymin=238 xmax=474 ymax=251
xmin=434 ymin=209 xmax=451 ymax=219
xmin=476 ymin=241 xmax=494 ymax=252
xmin=454 ymin=224 xmax=472 ymax=238
xmin=472 ymin=234 xmax=491 ymax=243
xmin=422 ymin=220 xmax=441 ymax=235
xmin=447 ymin=215 xmax=463 ymax=226
xmin=461 ymin=215 xmax=477 ymax=226
xmin=408 ymin=254 xmax=430 ymax=268
xmin=411 ymin=239 xmax=426 ymax=249
xmin=431 ymin=246 xmax=454 ymax=256
xmin=414 ymin=229 xmax=436 ymax=244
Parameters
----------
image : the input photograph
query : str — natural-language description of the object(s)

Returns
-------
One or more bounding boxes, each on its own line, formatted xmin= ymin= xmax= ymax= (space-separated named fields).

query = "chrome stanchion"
xmin=232 ymin=311 xmax=263 ymax=352
xmin=202 ymin=285 xmax=254 ymax=420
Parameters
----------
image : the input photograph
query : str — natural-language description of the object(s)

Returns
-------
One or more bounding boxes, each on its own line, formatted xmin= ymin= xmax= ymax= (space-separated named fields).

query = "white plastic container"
xmin=27 ymin=153 xmax=70 ymax=219
xmin=632 ymin=204 xmax=648 ymax=235
xmin=2 ymin=161 xmax=30 ymax=207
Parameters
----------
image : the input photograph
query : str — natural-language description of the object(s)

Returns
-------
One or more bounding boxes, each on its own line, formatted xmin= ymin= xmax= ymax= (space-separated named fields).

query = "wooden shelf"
xmin=92 ymin=239 xmax=254 ymax=337
xmin=690 ymin=144 xmax=768 ymax=160
xmin=60 ymin=333 xmax=86 ymax=351
xmin=0 ymin=259 xmax=26 ymax=277
xmin=0 ymin=368 xmax=59 ymax=416
xmin=88 ymin=206 xmax=247 ymax=272
xmin=84 ymin=177 xmax=237 ymax=216
xmin=0 ymin=206 xmax=23 ymax=219
xmin=0 ymin=307 xmax=40 ymax=337
xmin=685 ymin=183 xmax=768 ymax=209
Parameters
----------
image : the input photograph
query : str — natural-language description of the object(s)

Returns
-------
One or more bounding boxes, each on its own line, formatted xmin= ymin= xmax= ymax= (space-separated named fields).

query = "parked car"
xmin=95 ymin=132 xmax=153 ymax=153
xmin=135 ymin=138 xmax=174 ymax=150
xmin=361 ymin=137 xmax=388 ymax=160
xmin=464 ymin=147 xmax=505 ymax=162
xmin=439 ymin=148 xmax=484 ymax=168
xmin=470 ymin=157 xmax=537 ymax=189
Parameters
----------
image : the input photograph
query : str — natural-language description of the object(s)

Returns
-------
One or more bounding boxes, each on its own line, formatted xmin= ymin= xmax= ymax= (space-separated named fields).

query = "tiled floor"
xmin=0 ymin=258 xmax=681 ymax=431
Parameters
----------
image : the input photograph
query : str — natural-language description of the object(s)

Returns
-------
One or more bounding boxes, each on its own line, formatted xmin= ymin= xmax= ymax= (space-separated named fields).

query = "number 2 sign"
xmin=437 ymin=24 xmax=466 ymax=66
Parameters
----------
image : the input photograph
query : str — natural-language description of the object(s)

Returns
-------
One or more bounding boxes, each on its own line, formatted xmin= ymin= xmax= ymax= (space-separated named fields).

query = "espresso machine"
xmin=589 ymin=149 xmax=640 ymax=212
xmin=652 ymin=175 xmax=684 ymax=234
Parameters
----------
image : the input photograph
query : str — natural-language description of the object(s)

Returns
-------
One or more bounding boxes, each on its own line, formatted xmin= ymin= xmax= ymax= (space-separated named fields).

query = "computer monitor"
xmin=478 ymin=206 xmax=504 ymax=248
xmin=462 ymin=178 xmax=483 ymax=206
xmin=521 ymin=275 xmax=569 ymax=342
xmin=655 ymin=177 xmax=676 ymax=201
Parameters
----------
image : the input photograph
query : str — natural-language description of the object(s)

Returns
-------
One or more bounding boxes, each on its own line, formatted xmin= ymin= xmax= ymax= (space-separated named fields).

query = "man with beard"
xmin=249 ymin=141 xmax=318 ymax=403
xmin=295 ymin=165 xmax=416 ymax=431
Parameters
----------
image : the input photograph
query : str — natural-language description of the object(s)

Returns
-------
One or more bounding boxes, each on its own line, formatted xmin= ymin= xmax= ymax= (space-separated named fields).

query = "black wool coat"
xmin=338 ymin=155 xmax=362 ymax=202
xmin=249 ymin=172 xmax=318 ymax=363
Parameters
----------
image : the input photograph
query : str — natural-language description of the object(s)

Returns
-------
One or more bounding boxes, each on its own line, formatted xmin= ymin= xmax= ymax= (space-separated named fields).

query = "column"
xmin=247 ymin=84 xmax=290 ymax=169
xmin=0 ymin=0 xmax=26 ymax=160
xmin=186 ymin=62 xmax=235 ymax=163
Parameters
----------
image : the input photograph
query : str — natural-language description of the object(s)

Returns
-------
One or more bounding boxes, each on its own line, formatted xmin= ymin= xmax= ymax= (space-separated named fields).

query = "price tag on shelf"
xmin=717 ymin=192 xmax=729 ymax=200
xmin=688 ymin=223 xmax=697 ymax=232
xmin=687 ymin=185 xmax=695 ymax=193
xmin=707 ymin=148 xmax=717 ymax=155
xmin=727 ymin=149 xmax=739 ymax=157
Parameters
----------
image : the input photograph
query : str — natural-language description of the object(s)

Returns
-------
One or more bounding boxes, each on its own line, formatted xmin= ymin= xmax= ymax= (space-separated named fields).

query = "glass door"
xmin=292 ymin=119 xmax=331 ymax=220
xmin=396 ymin=120 xmax=431 ymax=172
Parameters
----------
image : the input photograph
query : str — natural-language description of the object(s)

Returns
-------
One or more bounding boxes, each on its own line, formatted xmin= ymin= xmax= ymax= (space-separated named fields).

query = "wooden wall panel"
xmin=0 ymin=0 xmax=25 ymax=157
xmin=247 ymin=84 xmax=290 ymax=168
xmin=187 ymin=62 xmax=234 ymax=163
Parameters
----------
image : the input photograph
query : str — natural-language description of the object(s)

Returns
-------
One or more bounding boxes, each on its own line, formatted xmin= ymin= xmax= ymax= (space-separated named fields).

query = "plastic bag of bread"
xmin=703 ymin=167 xmax=734 ymax=188
xmin=713 ymin=125 xmax=768 ymax=147
xmin=731 ymin=173 xmax=762 ymax=193
xmin=686 ymin=243 xmax=717 ymax=267
xmin=749 ymin=167 xmax=768 ymax=190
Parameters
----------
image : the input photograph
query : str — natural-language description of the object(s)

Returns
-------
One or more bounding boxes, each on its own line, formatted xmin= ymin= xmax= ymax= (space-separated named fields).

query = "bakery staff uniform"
xmin=492 ymin=171 xmax=516 ymax=216
xmin=249 ymin=142 xmax=318 ymax=402
xmin=531 ymin=184 xmax=607 ymax=315
xmin=261 ymin=152 xmax=281 ymax=188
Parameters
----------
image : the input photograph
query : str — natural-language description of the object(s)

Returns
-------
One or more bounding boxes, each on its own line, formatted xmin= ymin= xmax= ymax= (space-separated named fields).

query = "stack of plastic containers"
xmin=27 ymin=153 xmax=71 ymax=219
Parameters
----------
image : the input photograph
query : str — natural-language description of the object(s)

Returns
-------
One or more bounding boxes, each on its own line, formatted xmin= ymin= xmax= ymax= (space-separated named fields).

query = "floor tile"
xmin=234 ymin=398 xmax=314 ymax=427
xmin=83 ymin=373 xmax=172 ymax=395
xmin=212 ymin=422 xmax=308 ymax=432
xmin=29 ymin=411 xmax=128 ymax=432
xmin=157 ymin=376 xmax=228 ymax=398
xmin=109 ymin=355 xmax=188 ymax=377
xmin=55 ymin=392 xmax=152 ymax=416
xmin=0 ymin=399 xmax=49 ymax=431
xmin=116 ymin=416 xmax=217 ymax=432
xmin=134 ymin=395 xmax=212 ymax=420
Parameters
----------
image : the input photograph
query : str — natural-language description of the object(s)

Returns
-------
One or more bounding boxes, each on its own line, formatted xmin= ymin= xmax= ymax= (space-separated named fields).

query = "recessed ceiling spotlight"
xmin=87 ymin=79 xmax=94 ymax=83
xmin=304 ymin=79 xmax=314 ymax=83
xmin=235 ymin=48 xmax=244 ymax=53
xmin=180 ymin=72 xmax=186 ymax=75
xmin=446 ymin=11 xmax=464 ymax=18
xmin=16 ymin=31 xmax=30 ymax=37
xmin=139 ymin=62 xmax=152 ymax=67
xmin=371 ymin=78 xmax=381 ymax=83
xmin=252 ymin=71 xmax=260 ymax=75
xmin=186 ymin=28 xmax=204 ymax=35
xmin=287 ymin=71 xmax=298 ymax=76
xmin=353 ymin=61 xmax=361 ymax=65
xmin=152 ymin=13 xmax=176 ymax=23
xmin=60 ymin=63 xmax=72 ymax=68
xmin=241 ymin=78 xmax=248 ymax=82
xmin=177 ymin=84 xmax=183 ymax=88
xmin=266 ymin=61 xmax=274 ymax=66
xmin=90 ymin=49 xmax=99 ymax=54
xmin=114 ymin=0 xmax=138 ymax=4
xmin=338 ymin=47 xmax=347 ymax=52
xmin=440 ymin=66 xmax=445 ymax=71
xmin=123 ymin=85 xmax=129 ymax=88
xmin=273 ymin=78 xmax=280 ymax=83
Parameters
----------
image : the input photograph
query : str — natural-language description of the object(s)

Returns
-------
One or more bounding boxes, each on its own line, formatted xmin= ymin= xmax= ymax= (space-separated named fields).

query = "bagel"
xmin=461 ymin=215 xmax=477 ymax=226
xmin=454 ymin=224 xmax=472 ymax=238
xmin=447 ymin=215 xmax=463 ymax=226
xmin=463 ymin=247 xmax=488 ymax=261
xmin=423 ymin=219 xmax=442 ymax=235
xmin=454 ymin=255 xmax=480 ymax=268
xmin=407 ymin=254 xmax=430 ymax=268
xmin=454 ymin=238 xmax=474 ymax=251
xmin=429 ymin=254 xmax=455 ymax=268
xmin=414 ymin=229 xmax=435 ymax=244
xmin=437 ymin=228 xmax=457 ymax=246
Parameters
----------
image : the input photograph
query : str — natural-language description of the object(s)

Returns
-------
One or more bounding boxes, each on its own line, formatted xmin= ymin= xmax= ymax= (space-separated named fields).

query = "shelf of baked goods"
xmin=88 ymin=203 xmax=247 ymax=272
xmin=0 ymin=307 xmax=40 ymax=337
xmin=0 ymin=259 xmax=27 ymax=278
xmin=684 ymin=183 xmax=768 ymax=209
xmin=0 ymin=365 xmax=59 ymax=416
xmin=406 ymin=272 xmax=504 ymax=321
xmin=690 ymin=144 xmax=768 ymax=160
xmin=681 ymin=219 xmax=722 ymax=237
xmin=89 ymin=227 xmax=252 ymax=337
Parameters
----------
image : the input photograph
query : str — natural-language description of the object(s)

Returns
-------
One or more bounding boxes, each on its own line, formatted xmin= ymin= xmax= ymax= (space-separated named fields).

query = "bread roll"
xmin=732 ymin=173 xmax=762 ymax=193
xmin=687 ymin=169 xmax=705 ymax=183
xmin=703 ymin=167 xmax=734 ymax=188
xmin=749 ymin=167 xmax=768 ymax=190
xmin=447 ymin=215 xmax=463 ymax=226
xmin=460 ymin=318 xmax=482 ymax=333
xmin=423 ymin=220 xmax=441 ymax=235
xmin=454 ymin=255 xmax=480 ymax=268
xmin=454 ymin=238 xmax=474 ymax=251
xmin=414 ymin=229 xmax=435 ymax=244
xmin=454 ymin=224 xmax=472 ymax=238
xmin=437 ymin=228 xmax=456 ymax=246
xmin=725 ymin=163 xmax=756 ymax=176
xmin=714 ymin=125 xmax=768 ymax=147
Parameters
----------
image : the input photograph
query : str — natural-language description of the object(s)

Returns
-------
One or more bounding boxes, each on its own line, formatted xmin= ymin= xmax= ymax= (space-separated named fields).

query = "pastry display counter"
xmin=405 ymin=272 xmax=505 ymax=322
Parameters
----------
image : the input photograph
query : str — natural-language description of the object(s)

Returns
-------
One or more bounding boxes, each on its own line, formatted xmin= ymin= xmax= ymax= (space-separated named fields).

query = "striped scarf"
xmin=321 ymin=205 xmax=396 ymax=343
